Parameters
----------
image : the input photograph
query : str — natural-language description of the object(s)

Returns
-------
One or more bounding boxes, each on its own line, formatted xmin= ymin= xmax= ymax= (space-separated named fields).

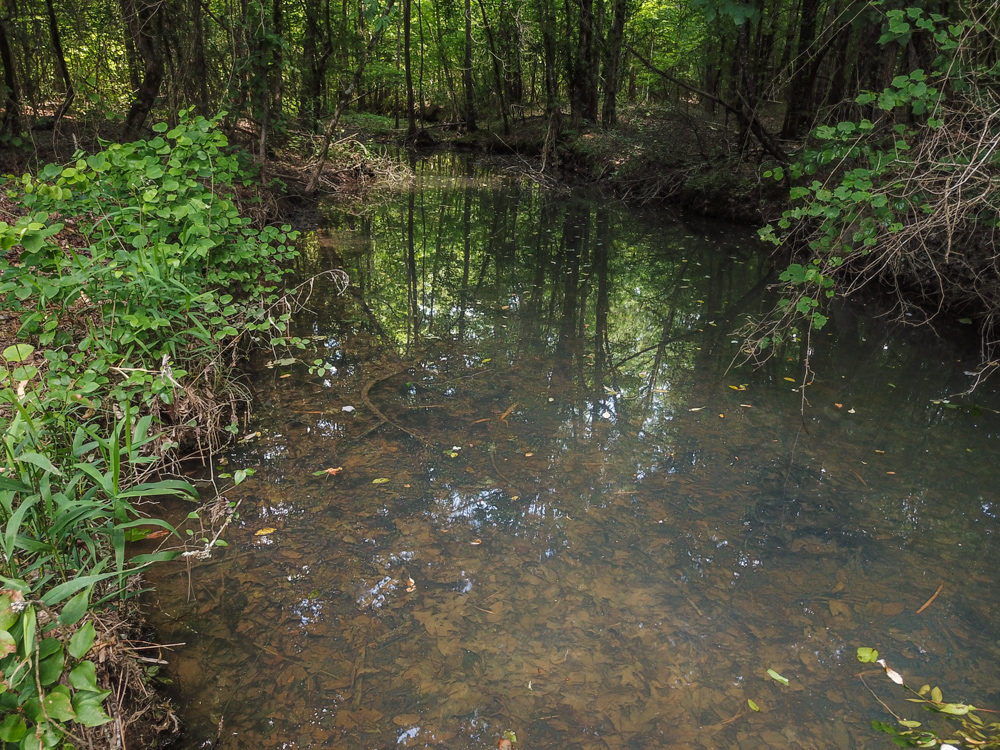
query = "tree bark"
xmin=780 ymin=0 xmax=822 ymax=138
xmin=601 ymin=0 xmax=626 ymax=127
xmin=44 ymin=0 xmax=73 ymax=123
xmin=120 ymin=0 xmax=164 ymax=140
xmin=0 ymin=10 xmax=20 ymax=134
xmin=463 ymin=0 xmax=476 ymax=131
xmin=404 ymin=0 xmax=416 ymax=135
xmin=477 ymin=0 xmax=508 ymax=134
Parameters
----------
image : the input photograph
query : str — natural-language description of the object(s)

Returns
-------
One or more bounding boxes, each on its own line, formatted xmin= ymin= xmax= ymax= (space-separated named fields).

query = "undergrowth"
xmin=0 ymin=109 xmax=308 ymax=747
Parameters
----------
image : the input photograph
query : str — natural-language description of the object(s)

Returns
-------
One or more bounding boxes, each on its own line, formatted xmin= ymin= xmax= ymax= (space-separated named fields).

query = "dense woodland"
xmin=0 ymin=0 xmax=985 ymax=153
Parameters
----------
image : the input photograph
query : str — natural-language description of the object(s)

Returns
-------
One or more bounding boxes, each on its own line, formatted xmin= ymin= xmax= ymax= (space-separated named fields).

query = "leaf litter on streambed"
xmin=147 ymin=346 xmax=1000 ymax=749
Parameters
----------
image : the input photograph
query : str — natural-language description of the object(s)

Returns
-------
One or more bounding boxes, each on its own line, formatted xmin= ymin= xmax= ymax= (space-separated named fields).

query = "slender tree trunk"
xmin=463 ymin=0 xmax=477 ymax=131
xmin=780 ymin=0 xmax=821 ymax=138
xmin=44 ymin=0 xmax=73 ymax=122
xmin=404 ymin=0 xmax=416 ymax=134
xmin=120 ymin=0 xmax=164 ymax=140
xmin=191 ymin=0 xmax=209 ymax=114
xmin=432 ymin=0 xmax=459 ymax=122
xmin=272 ymin=0 xmax=283 ymax=120
xmin=416 ymin=0 xmax=425 ymax=126
xmin=601 ymin=0 xmax=626 ymax=127
xmin=477 ymin=0 xmax=508 ymax=134
xmin=0 ymin=11 xmax=20 ymax=134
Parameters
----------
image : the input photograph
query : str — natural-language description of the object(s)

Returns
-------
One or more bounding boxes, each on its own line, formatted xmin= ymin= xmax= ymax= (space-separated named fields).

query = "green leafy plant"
xmin=859 ymin=647 xmax=1000 ymax=748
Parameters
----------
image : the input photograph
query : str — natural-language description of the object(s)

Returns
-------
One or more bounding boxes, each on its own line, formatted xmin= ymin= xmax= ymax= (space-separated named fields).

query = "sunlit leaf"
xmin=767 ymin=669 xmax=789 ymax=685
xmin=857 ymin=647 xmax=879 ymax=663
xmin=254 ymin=527 xmax=277 ymax=536
xmin=372 ymin=478 xmax=390 ymax=484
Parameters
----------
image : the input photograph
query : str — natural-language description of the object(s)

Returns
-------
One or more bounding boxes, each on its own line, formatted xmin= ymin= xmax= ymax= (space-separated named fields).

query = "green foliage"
xmin=754 ymin=7 xmax=980 ymax=349
xmin=0 ymin=110 xmax=302 ymax=743
xmin=1 ymin=110 xmax=300 ymax=416
xmin=863 ymin=647 xmax=1000 ymax=748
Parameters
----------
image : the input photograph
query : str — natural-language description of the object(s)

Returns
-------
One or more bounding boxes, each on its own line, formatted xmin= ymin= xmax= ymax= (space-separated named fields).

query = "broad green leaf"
xmin=69 ymin=660 xmax=100 ymax=692
xmin=58 ymin=588 xmax=91 ymax=626
xmin=68 ymin=621 xmax=96 ymax=659
xmin=42 ymin=690 xmax=76 ymax=721
xmin=1 ymin=344 xmax=33 ymax=362
xmin=0 ymin=714 xmax=26 ymax=742
xmin=72 ymin=693 xmax=112 ymax=727
xmin=748 ymin=699 xmax=760 ymax=711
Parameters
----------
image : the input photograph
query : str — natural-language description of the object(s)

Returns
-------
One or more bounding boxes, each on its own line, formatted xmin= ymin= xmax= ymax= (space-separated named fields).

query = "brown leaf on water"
xmin=393 ymin=713 xmax=421 ymax=726
xmin=498 ymin=740 xmax=513 ymax=750
xmin=834 ymin=403 xmax=843 ymax=409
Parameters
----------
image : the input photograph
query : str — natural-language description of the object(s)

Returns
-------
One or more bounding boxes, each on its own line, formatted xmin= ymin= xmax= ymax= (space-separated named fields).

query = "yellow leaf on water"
xmin=372 ymin=478 xmax=390 ymax=484
xmin=783 ymin=377 xmax=796 ymax=382
xmin=254 ymin=527 xmax=277 ymax=536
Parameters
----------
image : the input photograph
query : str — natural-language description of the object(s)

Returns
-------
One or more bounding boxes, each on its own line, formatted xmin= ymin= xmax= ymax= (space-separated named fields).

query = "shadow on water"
xmin=147 ymin=154 xmax=1000 ymax=750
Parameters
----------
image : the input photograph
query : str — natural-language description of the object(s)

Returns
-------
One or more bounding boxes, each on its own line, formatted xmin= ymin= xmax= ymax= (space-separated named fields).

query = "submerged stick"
xmin=916 ymin=582 xmax=945 ymax=614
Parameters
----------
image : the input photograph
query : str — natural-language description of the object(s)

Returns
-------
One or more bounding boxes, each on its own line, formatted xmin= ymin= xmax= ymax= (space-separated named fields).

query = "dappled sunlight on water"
xmin=148 ymin=156 xmax=1000 ymax=750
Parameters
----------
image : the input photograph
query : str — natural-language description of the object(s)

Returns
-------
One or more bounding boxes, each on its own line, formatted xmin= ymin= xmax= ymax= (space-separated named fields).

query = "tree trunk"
xmin=44 ymin=0 xmax=73 ymax=123
xmin=463 ymin=0 xmax=476 ymax=131
xmin=120 ymin=0 xmax=164 ymax=140
xmin=404 ymin=0 xmax=416 ymax=134
xmin=0 ymin=11 xmax=20 ymax=134
xmin=780 ymin=0 xmax=822 ymax=138
xmin=477 ymin=0 xmax=508 ymax=134
xmin=191 ymin=0 xmax=209 ymax=115
xmin=601 ymin=0 xmax=626 ymax=127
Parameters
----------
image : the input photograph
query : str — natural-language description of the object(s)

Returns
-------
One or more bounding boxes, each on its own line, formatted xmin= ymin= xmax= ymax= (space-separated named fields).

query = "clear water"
xmin=147 ymin=155 xmax=1000 ymax=750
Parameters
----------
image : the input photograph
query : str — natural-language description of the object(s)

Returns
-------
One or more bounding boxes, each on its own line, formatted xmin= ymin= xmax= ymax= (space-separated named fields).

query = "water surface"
xmin=148 ymin=155 xmax=1000 ymax=750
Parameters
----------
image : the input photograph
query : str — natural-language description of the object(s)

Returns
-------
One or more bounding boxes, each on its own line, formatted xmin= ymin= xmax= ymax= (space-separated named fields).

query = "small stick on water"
xmin=916 ymin=582 xmax=945 ymax=614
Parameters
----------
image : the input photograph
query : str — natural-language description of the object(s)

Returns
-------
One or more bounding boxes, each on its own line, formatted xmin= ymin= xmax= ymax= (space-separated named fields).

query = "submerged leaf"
xmin=748 ymin=699 xmax=760 ymax=711
xmin=767 ymin=669 xmax=789 ymax=685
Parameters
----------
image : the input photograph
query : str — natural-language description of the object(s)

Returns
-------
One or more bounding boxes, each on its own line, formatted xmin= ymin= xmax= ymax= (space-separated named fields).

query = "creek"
xmin=147 ymin=154 xmax=1000 ymax=750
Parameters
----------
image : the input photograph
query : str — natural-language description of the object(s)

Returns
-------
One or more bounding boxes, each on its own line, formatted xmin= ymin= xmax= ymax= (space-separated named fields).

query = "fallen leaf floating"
xmin=740 ymin=403 xmax=753 ymax=408
xmin=747 ymin=699 xmax=760 ymax=712
xmin=877 ymin=659 xmax=905 ymax=685
xmin=470 ymin=539 xmax=482 ymax=545
xmin=341 ymin=405 xmax=355 ymax=412
xmin=689 ymin=407 xmax=706 ymax=412
xmin=783 ymin=377 xmax=796 ymax=382
xmin=835 ymin=402 xmax=843 ymax=408
xmin=254 ymin=527 xmax=277 ymax=536
xmin=405 ymin=577 xmax=416 ymax=593
xmin=312 ymin=467 xmax=343 ymax=476
xmin=372 ymin=478 xmax=390 ymax=484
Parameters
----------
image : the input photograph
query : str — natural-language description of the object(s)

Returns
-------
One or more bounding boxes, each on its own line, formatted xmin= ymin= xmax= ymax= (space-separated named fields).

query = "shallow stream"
xmin=148 ymin=155 xmax=1000 ymax=750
